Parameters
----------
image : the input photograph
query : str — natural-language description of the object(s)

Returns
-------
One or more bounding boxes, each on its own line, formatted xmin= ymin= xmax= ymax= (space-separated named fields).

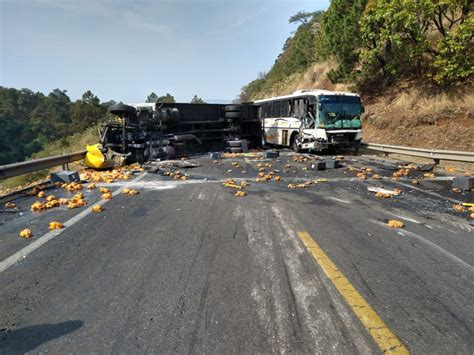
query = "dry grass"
xmin=364 ymin=86 xmax=474 ymax=151
xmin=388 ymin=88 xmax=474 ymax=118
xmin=253 ymin=60 xmax=351 ymax=99
xmin=0 ymin=125 xmax=99 ymax=190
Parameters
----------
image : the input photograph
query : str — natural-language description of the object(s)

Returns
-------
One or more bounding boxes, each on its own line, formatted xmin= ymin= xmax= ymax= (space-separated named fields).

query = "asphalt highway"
xmin=1 ymin=152 xmax=473 ymax=354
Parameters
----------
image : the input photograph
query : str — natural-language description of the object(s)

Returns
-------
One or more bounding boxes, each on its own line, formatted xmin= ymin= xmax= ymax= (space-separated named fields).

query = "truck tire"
xmin=109 ymin=103 xmax=137 ymax=116
xmin=226 ymin=140 xmax=243 ymax=147
xmin=224 ymin=105 xmax=241 ymax=112
xmin=225 ymin=112 xmax=241 ymax=119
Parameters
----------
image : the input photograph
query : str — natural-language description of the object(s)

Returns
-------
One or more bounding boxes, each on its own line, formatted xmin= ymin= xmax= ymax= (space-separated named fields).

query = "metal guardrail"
xmin=1 ymin=142 xmax=472 ymax=181
xmin=0 ymin=150 xmax=87 ymax=180
xmin=362 ymin=143 xmax=474 ymax=163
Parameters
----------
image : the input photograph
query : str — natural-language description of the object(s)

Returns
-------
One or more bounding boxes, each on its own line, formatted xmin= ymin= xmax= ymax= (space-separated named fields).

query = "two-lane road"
xmin=1 ymin=153 xmax=473 ymax=353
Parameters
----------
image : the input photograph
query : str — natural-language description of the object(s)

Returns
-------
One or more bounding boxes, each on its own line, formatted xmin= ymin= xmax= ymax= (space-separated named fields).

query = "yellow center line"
xmin=297 ymin=231 xmax=409 ymax=354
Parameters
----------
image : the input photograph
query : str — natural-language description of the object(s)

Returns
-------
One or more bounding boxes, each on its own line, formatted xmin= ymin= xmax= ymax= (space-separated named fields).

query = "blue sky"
xmin=1 ymin=0 xmax=329 ymax=103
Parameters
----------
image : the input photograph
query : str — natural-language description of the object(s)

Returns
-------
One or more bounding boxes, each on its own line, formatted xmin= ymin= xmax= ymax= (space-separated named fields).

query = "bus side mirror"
xmin=361 ymin=105 xmax=365 ymax=113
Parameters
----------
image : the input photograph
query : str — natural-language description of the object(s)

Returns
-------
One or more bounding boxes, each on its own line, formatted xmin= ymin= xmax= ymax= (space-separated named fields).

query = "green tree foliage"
xmin=146 ymin=92 xmax=159 ymax=103
xmin=157 ymin=93 xmax=176 ymax=103
xmin=190 ymin=95 xmax=206 ymax=104
xmin=0 ymin=87 xmax=109 ymax=164
xmin=431 ymin=18 xmax=474 ymax=85
xmin=319 ymin=0 xmax=368 ymax=82
xmin=359 ymin=0 xmax=473 ymax=85
xmin=71 ymin=90 xmax=106 ymax=131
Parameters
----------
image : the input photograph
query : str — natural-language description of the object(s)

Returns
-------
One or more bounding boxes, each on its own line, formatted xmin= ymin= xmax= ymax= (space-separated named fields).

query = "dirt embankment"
xmin=362 ymin=85 xmax=474 ymax=151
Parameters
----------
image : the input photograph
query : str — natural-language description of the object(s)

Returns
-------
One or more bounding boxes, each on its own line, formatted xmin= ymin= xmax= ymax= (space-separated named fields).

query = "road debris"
xmin=222 ymin=152 xmax=242 ymax=159
xmin=372 ymin=174 xmax=382 ymax=180
xmin=223 ymin=182 xmax=242 ymax=189
xmin=5 ymin=202 xmax=16 ymax=209
xmin=263 ymin=151 xmax=279 ymax=159
xmin=37 ymin=191 xmax=46 ymax=198
xmin=31 ymin=201 xmax=46 ymax=212
xmin=453 ymin=204 xmax=465 ymax=212
xmin=68 ymin=193 xmax=87 ymax=208
xmin=452 ymin=176 xmax=474 ymax=191
xmin=19 ymin=228 xmax=33 ymax=238
xmin=313 ymin=178 xmax=328 ymax=183
xmin=50 ymin=170 xmax=81 ymax=183
xmin=101 ymin=192 xmax=113 ymax=200
xmin=234 ymin=191 xmax=247 ymax=197
xmin=88 ymin=183 xmax=97 ymax=189
xmin=368 ymin=187 xmax=402 ymax=197
xmin=91 ymin=205 xmax=104 ymax=212
xmin=64 ymin=182 xmax=83 ymax=192
xmin=387 ymin=220 xmax=404 ymax=228
xmin=49 ymin=221 xmax=64 ymax=230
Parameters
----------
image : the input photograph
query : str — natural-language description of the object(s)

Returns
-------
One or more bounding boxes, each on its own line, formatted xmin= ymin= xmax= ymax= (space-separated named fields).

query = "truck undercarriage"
xmin=96 ymin=102 xmax=261 ymax=165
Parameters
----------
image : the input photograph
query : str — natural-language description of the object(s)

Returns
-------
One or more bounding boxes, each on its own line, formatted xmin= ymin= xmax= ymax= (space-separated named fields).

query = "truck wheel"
xmin=224 ymin=105 xmax=241 ymax=112
xmin=291 ymin=134 xmax=301 ymax=153
xmin=225 ymin=112 xmax=241 ymax=118
xmin=109 ymin=103 xmax=137 ymax=116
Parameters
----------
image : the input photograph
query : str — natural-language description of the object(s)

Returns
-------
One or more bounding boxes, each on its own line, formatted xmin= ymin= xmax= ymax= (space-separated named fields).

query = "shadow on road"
xmin=0 ymin=320 xmax=83 ymax=353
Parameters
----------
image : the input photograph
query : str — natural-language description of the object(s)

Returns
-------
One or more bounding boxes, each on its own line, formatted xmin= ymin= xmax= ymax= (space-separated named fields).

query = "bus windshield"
xmin=319 ymin=95 xmax=362 ymax=124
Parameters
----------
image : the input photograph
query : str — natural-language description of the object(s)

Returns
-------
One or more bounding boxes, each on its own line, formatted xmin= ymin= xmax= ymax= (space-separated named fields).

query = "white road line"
xmin=370 ymin=220 xmax=474 ymax=273
xmin=384 ymin=210 xmax=421 ymax=224
xmin=0 ymin=173 xmax=147 ymax=274
xmin=326 ymin=196 xmax=351 ymax=204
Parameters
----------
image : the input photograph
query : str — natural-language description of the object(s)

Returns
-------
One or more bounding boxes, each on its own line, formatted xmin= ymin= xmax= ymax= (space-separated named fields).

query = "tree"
xmin=319 ymin=0 xmax=368 ymax=82
xmin=289 ymin=11 xmax=314 ymax=25
xmin=146 ymin=92 xmax=159 ymax=103
xmin=71 ymin=90 xmax=105 ymax=131
xmin=156 ymin=93 xmax=176 ymax=103
xmin=190 ymin=95 xmax=206 ymax=104
xmin=358 ymin=0 xmax=473 ymax=85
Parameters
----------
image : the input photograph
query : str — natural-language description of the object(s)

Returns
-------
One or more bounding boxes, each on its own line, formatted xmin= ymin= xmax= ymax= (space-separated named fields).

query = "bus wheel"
xmin=291 ymin=134 xmax=300 ymax=153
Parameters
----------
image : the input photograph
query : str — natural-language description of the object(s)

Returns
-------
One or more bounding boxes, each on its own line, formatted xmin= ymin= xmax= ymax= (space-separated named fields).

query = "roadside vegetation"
xmin=240 ymin=1 xmax=473 ymax=150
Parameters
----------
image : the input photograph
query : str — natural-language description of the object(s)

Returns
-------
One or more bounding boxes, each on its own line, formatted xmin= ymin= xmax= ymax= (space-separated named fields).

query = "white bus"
xmin=254 ymin=89 xmax=363 ymax=152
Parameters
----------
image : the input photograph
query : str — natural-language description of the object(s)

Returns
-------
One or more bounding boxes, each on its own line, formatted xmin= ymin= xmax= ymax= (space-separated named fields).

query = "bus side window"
xmin=264 ymin=103 xmax=270 ymax=118
xmin=288 ymin=100 xmax=293 ymax=116
xmin=281 ymin=100 xmax=289 ymax=117
xmin=273 ymin=101 xmax=281 ymax=118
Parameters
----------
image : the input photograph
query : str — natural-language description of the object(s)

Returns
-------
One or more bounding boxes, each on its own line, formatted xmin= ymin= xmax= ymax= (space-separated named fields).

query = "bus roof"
xmin=253 ymin=89 xmax=360 ymax=104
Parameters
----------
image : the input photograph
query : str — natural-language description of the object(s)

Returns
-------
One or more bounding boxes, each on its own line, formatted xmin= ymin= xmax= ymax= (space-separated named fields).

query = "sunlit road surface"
xmin=1 ymin=152 xmax=473 ymax=354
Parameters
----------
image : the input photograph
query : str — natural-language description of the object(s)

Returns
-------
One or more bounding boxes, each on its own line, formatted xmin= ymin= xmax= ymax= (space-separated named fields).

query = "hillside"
xmin=240 ymin=3 xmax=474 ymax=151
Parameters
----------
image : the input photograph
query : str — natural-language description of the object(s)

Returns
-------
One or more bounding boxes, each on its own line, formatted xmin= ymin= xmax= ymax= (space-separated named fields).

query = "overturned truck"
xmin=88 ymin=102 xmax=261 ymax=167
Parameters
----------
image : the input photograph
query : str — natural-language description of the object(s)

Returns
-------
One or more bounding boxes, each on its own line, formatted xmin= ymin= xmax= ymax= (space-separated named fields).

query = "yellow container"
xmin=84 ymin=144 xmax=112 ymax=169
